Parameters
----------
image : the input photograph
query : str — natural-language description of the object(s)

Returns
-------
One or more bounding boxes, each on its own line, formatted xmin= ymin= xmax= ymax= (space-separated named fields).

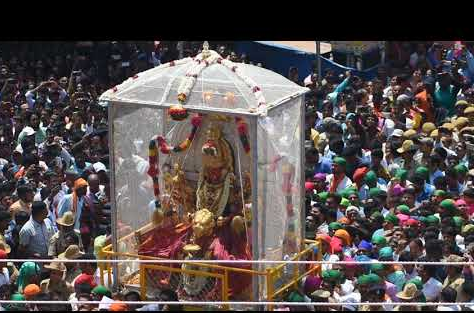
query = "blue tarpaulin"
xmin=234 ymin=41 xmax=380 ymax=81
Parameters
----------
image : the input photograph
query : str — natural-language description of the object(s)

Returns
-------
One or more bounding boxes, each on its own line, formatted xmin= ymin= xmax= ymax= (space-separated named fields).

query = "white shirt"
xmin=423 ymin=277 xmax=443 ymax=301
xmin=326 ymin=174 xmax=353 ymax=194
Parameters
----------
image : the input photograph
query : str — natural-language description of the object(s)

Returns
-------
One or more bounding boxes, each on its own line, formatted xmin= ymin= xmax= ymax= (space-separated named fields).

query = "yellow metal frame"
xmin=99 ymin=224 xmax=323 ymax=308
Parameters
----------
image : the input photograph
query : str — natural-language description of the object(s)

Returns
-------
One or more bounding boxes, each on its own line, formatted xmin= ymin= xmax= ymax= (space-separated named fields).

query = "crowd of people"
xmin=0 ymin=41 xmax=214 ymax=311
xmin=295 ymin=41 xmax=474 ymax=311
xmin=2 ymin=40 xmax=474 ymax=310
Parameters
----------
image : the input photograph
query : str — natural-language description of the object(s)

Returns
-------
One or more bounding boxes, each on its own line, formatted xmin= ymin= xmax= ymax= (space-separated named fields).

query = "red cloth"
xmin=209 ymin=227 xmax=252 ymax=297
xmin=305 ymin=181 xmax=315 ymax=192
xmin=0 ymin=250 xmax=7 ymax=259
xmin=138 ymin=223 xmax=191 ymax=259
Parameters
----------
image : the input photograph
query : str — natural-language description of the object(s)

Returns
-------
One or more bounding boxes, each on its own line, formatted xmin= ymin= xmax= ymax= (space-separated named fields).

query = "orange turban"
xmin=72 ymin=178 xmax=89 ymax=213
xmin=109 ymin=302 xmax=129 ymax=311
xmin=23 ymin=284 xmax=40 ymax=299
xmin=353 ymin=167 xmax=369 ymax=188
xmin=334 ymin=229 xmax=352 ymax=246
xmin=74 ymin=178 xmax=88 ymax=190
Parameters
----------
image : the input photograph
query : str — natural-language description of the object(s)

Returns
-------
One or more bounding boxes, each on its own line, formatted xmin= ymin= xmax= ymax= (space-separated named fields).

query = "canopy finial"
xmin=202 ymin=41 xmax=211 ymax=59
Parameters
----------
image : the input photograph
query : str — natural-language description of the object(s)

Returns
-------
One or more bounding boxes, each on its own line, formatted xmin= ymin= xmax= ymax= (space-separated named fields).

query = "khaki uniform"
xmin=40 ymin=278 xmax=73 ymax=300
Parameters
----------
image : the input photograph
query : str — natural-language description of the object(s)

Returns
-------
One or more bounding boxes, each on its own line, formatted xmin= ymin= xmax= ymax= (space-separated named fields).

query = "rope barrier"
xmin=5 ymin=258 xmax=473 ymax=265
xmin=0 ymin=300 xmax=471 ymax=307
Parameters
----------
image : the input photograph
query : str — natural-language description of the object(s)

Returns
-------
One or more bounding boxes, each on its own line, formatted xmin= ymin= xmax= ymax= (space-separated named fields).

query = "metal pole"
xmin=316 ymin=41 xmax=322 ymax=84
xmin=108 ymin=102 xmax=119 ymax=291
xmin=250 ymin=116 xmax=260 ymax=307
xmin=299 ymin=96 xmax=306 ymax=247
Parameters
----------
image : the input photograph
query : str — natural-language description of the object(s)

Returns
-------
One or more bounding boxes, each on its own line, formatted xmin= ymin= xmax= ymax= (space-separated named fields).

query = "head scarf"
xmin=74 ymin=273 xmax=97 ymax=289
xmin=379 ymin=247 xmax=394 ymax=260
xmin=353 ymin=167 xmax=369 ymax=188
xmin=338 ymin=217 xmax=351 ymax=225
xmin=333 ymin=157 xmax=347 ymax=167
xmin=330 ymin=237 xmax=343 ymax=254
xmin=23 ymin=284 xmax=40 ymax=300
xmin=358 ymin=240 xmax=373 ymax=252
xmin=415 ymin=166 xmax=429 ymax=181
xmin=72 ymin=178 xmax=88 ymax=214
xmin=7 ymin=294 xmax=26 ymax=311
xmin=305 ymin=181 xmax=315 ymax=192
xmin=440 ymin=199 xmax=457 ymax=213
xmin=340 ymin=198 xmax=351 ymax=208
xmin=364 ymin=171 xmax=378 ymax=185
xmin=329 ymin=222 xmax=343 ymax=231
xmin=369 ymin=187 xmax=383 ymax=198
xmin=318 ymin=192 xmax=329 ymax=202
xmin=339 ymin=187 xmax=358 ymax=199
xmin=452 ymin=216 xmax=464 ymax=228
xmin=455 ymin=164 xmax=468 ymax=175
xmin=397 ymin=213 xmax=410 ymax=224
xmin=372 ymin=235 xmax=387 ymax=246
xmin=303 ymin=275 xmax=322 ymax=295
xmin=109 ymin=301 xmax=129 ymax=311
xmin=322 ymin=269 xmax=343 ymax=283
xmin=17 ymin=262 xmax=40 ymax=293
xmin=404 ymin=218 xmax=420 ymax=227
xmin=314 ymin=173 xmax=327 ymax=181
xmin=434 ymin=190 xmax=447 ymax=197
xmin=92 ymin=285 xmax=112 ymax=298
xmin=395 ymin=169 xmax=408 ymax=181
xmin=426 ymin=215 xmax=440 ymax=226
xmin=384 ymin=214 xmax=399 ymax=226
xmin=392 ymin=184 xmax=406 ymax=197
xmin=334 ymin=229 xmax=351 ymax=246
xmin=396 ymin=205 xmax=411 ymax=215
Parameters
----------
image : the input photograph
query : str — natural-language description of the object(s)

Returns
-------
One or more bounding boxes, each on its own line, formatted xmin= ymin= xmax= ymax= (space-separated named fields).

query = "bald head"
xmin=87 ymin=174 xmax=100 ymax=194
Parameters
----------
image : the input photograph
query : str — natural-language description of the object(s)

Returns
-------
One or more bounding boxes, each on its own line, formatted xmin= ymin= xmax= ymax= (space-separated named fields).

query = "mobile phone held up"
xmin=121 ymin=61 xmax=130 ymax=68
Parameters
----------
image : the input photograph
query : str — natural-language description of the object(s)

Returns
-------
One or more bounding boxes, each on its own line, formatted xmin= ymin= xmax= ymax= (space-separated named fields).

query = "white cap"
xmin=391 ymin=129 xmax=404 ymax=138
xmin=93 ymin=162 xmax=107 ymax=173
xmin=346 ymin=206 xmax=360 ymax=215
xmin=22 ymin=126 xmax=36 ymax=137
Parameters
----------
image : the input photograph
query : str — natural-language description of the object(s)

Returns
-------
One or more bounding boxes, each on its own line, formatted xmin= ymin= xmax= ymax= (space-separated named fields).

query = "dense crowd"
xmin=294 ymin=41 xmax=474 ymax=311
xmin=2 ymin=40 xmax=474 ymax=311
xmin=0 ymin=41 xmax=212 ymax=311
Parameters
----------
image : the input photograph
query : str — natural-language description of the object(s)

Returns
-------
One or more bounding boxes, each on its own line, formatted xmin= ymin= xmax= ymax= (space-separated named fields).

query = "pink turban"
xmin=396 ymin=213 xmax=410 ymax=224
xmin=392 ymin=184 xmax=406 ymax=197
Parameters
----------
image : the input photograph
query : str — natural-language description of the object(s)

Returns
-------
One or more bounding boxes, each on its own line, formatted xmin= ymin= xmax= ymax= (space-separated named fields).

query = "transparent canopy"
xmin=102 ymin=49 xmax=309 ymax=299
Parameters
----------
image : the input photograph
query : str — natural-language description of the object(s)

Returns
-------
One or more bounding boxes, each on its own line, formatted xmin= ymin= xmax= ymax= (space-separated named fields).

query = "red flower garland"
xmin=235 ymin=117 xmax=250 ymax=154
xmin=156 ymin=114 xmax=203 ymax=154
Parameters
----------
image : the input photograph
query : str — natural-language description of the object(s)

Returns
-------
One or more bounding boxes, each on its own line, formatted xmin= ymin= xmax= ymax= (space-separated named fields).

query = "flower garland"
xmin=218 ymin=56 xmax=268 ymax=116
xmin=147 ymin=113 xmax=203 ymax=208
xmin=147 ymin=137 xmax=161 ymax=209
xmin=156 ymin=114 xmax=203 ymax=154
xmin=235 ymin=117 xmax=250 ymax=154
